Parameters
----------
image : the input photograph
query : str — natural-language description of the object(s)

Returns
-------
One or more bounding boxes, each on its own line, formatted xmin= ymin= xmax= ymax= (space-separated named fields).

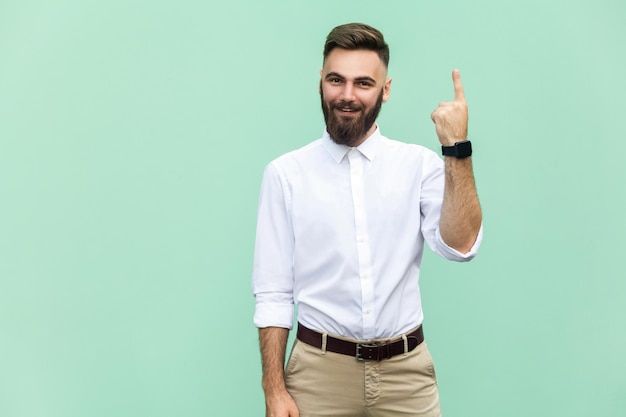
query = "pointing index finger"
xmin=452 ymin=69 xmax=465 ymax=101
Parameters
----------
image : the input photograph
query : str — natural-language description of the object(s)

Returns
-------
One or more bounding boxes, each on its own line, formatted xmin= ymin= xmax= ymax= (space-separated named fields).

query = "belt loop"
xmin=321 ymin=332 xmax=328 ymax=354
xmin=402 ymin=334 xmax=409 ymax=356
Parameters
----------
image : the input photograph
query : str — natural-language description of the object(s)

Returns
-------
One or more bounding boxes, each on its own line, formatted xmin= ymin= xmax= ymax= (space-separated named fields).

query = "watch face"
xmin=442 ymin=141 xmax=472 ymax=158
xmin=456 ymin=140 xmax=472 ymax=158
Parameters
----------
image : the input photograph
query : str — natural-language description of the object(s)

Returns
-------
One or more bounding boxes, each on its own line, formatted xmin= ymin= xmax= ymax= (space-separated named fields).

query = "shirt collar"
xmin=322 ymin=126 xmax=382 ymax=163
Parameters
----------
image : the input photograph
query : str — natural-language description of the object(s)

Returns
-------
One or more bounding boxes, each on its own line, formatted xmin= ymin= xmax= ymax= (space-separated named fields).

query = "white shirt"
xmin=252 ymin=127 xmax=482 ymax=340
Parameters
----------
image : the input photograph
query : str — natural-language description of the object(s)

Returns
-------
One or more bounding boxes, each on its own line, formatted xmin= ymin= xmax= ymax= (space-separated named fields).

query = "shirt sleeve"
xmin=433 ymin=223 xmax=483 ymax=261
xmin=252 ymin=162 xmax=295 ymax=329
xmin=419 ymin=151 xmax=483 ymax=262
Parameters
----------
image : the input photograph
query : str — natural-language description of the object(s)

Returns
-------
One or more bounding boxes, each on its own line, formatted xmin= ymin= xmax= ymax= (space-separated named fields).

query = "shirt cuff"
xmin=253 ymin=301 xmax=294 ymax=329
xmin=434 ymin=223 xmax=483 ymax=262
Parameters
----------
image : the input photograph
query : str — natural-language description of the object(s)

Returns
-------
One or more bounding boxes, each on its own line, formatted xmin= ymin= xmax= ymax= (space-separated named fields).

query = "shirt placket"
xmin=348 ymin=149 xmax=375 ymax=339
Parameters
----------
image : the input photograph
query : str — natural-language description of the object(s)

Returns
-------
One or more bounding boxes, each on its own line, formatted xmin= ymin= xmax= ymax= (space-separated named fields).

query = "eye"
xmin=329 ymin=78 xmax=343 ymax=84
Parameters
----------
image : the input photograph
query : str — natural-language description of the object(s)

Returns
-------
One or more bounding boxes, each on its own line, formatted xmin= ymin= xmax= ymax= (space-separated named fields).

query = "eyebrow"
xmin=325 ymin=72 xmax=376 ymax=84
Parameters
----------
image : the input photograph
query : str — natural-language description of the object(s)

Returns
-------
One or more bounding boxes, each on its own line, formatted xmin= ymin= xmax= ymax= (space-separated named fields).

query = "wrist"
xmin=439 ymin=136 xmax=466 ymax=147
xmin=262 ymin=378 xmax=287 ymax=395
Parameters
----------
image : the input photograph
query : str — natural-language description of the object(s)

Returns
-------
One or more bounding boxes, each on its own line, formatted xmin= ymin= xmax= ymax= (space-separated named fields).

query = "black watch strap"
xmin=442 ymin=140 xmax=472 ymax=158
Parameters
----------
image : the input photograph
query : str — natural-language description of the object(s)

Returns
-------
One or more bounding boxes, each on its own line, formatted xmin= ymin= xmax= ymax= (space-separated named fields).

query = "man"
xmin=252 ymin=23 xmax=483 ymax=417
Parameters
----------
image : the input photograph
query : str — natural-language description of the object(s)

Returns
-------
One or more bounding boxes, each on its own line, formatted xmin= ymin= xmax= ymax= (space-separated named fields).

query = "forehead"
xmin=322 ymin=48 xmax=387 ymax=80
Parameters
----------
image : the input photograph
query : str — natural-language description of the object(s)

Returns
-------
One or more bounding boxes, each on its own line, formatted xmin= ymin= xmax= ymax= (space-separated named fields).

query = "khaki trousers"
xmin=284 ymin=333 xmax=441 ymax=417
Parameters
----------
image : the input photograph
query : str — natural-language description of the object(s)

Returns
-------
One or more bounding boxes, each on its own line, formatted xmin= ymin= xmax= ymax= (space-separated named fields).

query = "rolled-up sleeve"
xmin=252 ymin=162 xmax=295 ymax=329
xmin=432 ymin=223 xmax=483 ymax=261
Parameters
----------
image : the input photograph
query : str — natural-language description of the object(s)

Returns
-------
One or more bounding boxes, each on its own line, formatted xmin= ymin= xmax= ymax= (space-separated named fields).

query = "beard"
xmin=321 ymin=86 xmax=384 ymax=147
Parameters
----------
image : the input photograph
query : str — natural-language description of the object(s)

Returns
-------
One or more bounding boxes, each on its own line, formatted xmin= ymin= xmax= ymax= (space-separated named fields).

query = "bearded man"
xmin=252 ymin=23 xmax=483 ymax=417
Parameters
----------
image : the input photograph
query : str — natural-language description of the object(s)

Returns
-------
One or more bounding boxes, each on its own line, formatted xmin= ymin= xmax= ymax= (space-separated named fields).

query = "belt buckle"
xmin=356 ymin=342 xmax=380 ymax=361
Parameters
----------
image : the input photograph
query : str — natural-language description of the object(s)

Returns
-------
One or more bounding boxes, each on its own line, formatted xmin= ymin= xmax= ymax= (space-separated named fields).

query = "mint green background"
xmin=1 ymin=1 xmax=625 ymax=416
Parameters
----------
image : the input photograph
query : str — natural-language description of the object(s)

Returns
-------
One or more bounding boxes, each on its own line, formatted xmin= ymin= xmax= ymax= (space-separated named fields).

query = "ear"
xmin=382 ymin=77 xmax=392 ymax=103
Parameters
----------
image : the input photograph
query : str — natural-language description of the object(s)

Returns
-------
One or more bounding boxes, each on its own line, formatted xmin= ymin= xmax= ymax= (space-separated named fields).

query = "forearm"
xmin=439 ymin=156 xmax=482 ymax=253
xmin=259 ymin=326 xmax=290 ymax=395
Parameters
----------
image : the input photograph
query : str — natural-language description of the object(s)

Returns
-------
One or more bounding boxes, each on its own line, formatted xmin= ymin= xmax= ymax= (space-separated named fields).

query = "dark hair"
xmin=323 ymin=23 xmax=389 ymax=68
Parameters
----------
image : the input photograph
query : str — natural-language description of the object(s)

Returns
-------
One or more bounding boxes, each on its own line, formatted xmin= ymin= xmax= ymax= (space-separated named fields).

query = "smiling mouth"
xmin=335 ymin=107 xmax=360 ymax=114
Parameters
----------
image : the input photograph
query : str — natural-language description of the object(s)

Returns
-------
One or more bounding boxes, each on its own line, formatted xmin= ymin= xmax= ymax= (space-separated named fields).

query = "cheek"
xmin=358 ymin=96 xmax=375 ymax=109
xmin=321 ymin=87 xmax=340 ymax=104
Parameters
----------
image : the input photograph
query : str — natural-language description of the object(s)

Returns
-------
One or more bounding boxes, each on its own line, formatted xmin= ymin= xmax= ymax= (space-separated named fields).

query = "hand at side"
xmin=259 ymin=327 xmax=300 ymax=417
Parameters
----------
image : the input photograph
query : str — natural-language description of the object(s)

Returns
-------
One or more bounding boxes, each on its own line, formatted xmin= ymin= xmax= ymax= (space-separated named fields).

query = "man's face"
xmin=320 ymin=48 xmax=391 ymax=147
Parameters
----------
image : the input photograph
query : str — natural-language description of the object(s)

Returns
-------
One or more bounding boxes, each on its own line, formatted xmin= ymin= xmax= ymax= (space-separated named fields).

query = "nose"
xmin=339 ymin=83 xmax=356 ymax=102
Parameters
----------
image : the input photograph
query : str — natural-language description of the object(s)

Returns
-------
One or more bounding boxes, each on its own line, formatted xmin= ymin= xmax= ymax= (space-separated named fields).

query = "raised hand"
xmin=430 ymin=69 xmax=468 ymax=147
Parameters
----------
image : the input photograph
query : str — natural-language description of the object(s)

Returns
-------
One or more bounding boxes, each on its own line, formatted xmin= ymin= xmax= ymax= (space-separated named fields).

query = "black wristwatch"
xmin=442 ymin=140 xmax=472 ymax=158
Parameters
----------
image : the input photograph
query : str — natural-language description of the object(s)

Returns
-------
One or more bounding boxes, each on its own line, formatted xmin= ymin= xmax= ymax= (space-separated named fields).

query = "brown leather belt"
xmin=296 ymin=323 xmax=424 ymax=361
